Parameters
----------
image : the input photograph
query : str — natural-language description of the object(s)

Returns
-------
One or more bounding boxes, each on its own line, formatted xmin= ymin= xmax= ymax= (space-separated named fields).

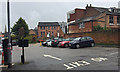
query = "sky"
xmin=0 ymin=0 xmax=120 ymax=33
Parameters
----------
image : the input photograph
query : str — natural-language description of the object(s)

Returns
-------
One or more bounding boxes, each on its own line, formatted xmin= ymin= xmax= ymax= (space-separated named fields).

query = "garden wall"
xmin=64 ymin=30 xmax=120 ymax=44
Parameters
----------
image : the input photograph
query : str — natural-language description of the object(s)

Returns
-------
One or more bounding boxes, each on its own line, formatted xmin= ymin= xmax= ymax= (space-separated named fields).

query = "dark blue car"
xmin=69 ymin=36 xmax=95 ymax=49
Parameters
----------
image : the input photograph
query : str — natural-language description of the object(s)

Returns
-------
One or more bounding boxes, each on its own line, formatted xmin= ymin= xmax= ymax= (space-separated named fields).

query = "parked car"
xmin=46 ymin=40 xmax=54 ymax=47
xmin=38 ymin=39 xmax=44 ymax=43
xmin=42 ymin=39 xmax=52 ymax=46
xmin=51 ymin=38 xmax=65 ymax=47
xmin=58 ymin=38 xmax=75 ymax=48
xmin=69 ymin=36 xmax=95 ymax=49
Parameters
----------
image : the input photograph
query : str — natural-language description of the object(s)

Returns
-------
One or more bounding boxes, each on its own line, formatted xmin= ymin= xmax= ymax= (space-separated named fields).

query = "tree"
xmin=11 ymin=17 xmax=29 ymax=38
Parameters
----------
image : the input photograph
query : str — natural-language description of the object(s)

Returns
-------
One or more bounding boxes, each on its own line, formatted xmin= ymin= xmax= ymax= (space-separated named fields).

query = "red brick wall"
xmin=70 ymin=13 xmax=75 ymax=21
xmin=64 ymin=31 xmax=120 ymax=44
xmin=75 ymin=9 xmax=85 ymax=20
xmin=69 ymin=9 xmax=85 ymax=22
xmin=84 ymin=7 xmax=100 ymax=18
xmin=68 ymin=21 xmax=98 ymax=33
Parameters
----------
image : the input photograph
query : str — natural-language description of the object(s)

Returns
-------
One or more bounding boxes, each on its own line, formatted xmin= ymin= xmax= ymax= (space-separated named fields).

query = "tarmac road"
xmin=1 ymin=43 xmax=119 ymax=71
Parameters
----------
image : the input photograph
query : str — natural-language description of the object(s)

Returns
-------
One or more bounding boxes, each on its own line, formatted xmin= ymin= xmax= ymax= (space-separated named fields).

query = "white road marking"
xmin=91 ymin=57 xmax=108 ymax=62
xmin=44 ymin=54 xmax=62 ymax=61
xmin=69 ymin=63 xmax=77 ymax=67
xmin=78 ymin=61 xmax=90 ymax=65
xmin=64 ymin=64 xmax=74 ymax=69
xmin=64 ymin=60 xmax=90 ymax=70
xmin=72 ymin=62 xmax=83 ymax=66
xmin=105 ymin=52 xmax=118 ymax=56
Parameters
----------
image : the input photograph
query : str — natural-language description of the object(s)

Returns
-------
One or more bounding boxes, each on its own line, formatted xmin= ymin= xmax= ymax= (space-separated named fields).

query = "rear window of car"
xmin=74 ymin=37 xmax=81 ymax=41
xmin=86 ymin=37 xmax=93 ymax=40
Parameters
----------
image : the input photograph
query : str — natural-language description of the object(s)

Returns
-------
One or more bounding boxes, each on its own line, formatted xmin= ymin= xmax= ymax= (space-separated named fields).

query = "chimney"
xmin=90 ymin=4 xmax=92 ymax=7
xmin=86 ymin=4 xmax=89 ymax=9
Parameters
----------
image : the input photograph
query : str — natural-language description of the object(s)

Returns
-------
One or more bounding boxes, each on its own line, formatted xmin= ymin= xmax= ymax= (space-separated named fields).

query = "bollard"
xmin=2 ymin=52 xmax=4 ymax=65
xmin=40 ymin=41 xmax=42 ymax=46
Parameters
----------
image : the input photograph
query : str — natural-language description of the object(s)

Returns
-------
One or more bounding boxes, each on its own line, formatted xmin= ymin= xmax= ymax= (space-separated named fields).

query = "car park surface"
xmin=3 ymin=43 xmax=118 ymax=70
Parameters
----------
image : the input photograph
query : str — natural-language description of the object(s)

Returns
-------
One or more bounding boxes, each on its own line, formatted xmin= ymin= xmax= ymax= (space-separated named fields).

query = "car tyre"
xmin=64 ymin=43 xmax=68 ymax=48
xmin=91 ymin=43 xmax=95 ymax=47
xmin=76 ymin=44 xmax=80 ymax=49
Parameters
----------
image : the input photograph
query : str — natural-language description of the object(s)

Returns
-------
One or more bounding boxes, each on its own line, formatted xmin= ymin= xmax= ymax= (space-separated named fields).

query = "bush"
xmin=93 ymin=25 xmax=104 ymax=31
xmin=24 ymin=35 xmax=37 ymax=43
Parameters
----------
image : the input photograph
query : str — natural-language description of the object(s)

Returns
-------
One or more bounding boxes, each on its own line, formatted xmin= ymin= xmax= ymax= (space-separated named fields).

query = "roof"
xmin=68 ymin=6 xmax=120 ymax=26
xmin=68 ymin=13 xmax=103 ymax=26
xmin=38 ymin=22 xmax=60 ymax=26
xmin=93 ymin=7 xmax=120 ymax=15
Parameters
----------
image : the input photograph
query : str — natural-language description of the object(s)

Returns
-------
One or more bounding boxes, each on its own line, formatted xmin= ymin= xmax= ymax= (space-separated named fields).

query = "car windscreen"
xmin=58 ymin=38 xmax=63 ymax=41
xmin=64 ymin=38 xmax=70 ymax=41
xmin=74 ymin=37 xmax=81 ymax=41
xmin=46 ymin=39 xmax=51 ymax=42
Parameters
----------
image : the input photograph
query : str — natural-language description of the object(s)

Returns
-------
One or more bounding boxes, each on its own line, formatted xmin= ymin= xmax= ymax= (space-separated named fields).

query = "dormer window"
xmin=109 ymin=16 xmax=114 ymax=24
xmin=117 ymin=16 xmax=120 ymax=24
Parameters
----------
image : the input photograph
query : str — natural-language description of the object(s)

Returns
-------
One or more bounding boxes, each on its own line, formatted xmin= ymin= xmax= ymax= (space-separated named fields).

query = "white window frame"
xmin=79 ymin=22 xmax=85 ymax=29
xmin=109 ymin=16 xmax=114 ymax=25
xmin=117 ymin=16 xmax=120 ymax=25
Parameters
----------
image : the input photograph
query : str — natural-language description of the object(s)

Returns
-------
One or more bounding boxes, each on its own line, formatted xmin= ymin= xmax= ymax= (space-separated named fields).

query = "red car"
xmin=58 ymin=38 xmax=75 ymax=48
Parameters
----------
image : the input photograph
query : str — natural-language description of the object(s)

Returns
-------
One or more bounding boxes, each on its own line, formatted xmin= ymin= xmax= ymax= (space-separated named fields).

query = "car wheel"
xmin=64 ymin=43 xmax=68 ymax=48
xmin=76 ymin=44 xmax=80 ymax=49
xmin=91 ymin=43 xmax=95 ymax=47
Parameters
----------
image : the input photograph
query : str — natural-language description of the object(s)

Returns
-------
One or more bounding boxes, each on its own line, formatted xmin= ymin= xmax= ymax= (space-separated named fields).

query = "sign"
xmin=18 ymin=39 xmax=29 ymax=47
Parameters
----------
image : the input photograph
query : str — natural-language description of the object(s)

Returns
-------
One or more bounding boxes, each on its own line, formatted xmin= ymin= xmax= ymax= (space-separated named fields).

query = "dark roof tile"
xmin=38 ymin=22 xmax=60 ymax=26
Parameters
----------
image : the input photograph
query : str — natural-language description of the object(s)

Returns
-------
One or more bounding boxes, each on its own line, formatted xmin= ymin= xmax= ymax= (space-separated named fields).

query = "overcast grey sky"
xmin=0 ymin=0 xmax=120 ymax=32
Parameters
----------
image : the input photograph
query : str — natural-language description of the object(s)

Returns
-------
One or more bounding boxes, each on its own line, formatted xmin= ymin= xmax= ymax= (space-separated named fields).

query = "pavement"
xmin=0 ymin=43 xmax=119 ymax=72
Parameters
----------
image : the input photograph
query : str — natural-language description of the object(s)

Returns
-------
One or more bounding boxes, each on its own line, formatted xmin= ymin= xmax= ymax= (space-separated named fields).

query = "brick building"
xmin=67 ymin=4 xmax=120 ymax=34
xmin=38 ymin=22 xmax=64 ymax=38
xmin=29 ymin=29 xmax=36 ymax=35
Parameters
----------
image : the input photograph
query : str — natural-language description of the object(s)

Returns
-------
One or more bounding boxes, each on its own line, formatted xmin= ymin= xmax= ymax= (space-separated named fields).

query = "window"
xmin=40 ymin=26 xmax=42 ymax=30
xmin=81 ymin=37 xmax=86 ymax=41
xmin=43 ymin=32 xmax=45 ymax=36
xmin=79 ymin=22 xmax=85 ymax=28
xmin=43 ymin=26 xmax=45 ymax=30
xmin=51 ymin=26 xmax=53 ymax=30
xmin=86 ymin=37 xmax=93 ymax=40
xmin=117 ymin=16 xmax=120 ymax=24
xmin=74 ymin=37 xmax=81 ymax=41
xmin=41 ymin=32 xmax=42 ymax=37
xmin=52 ymin=32 xmax=54 ymax=36
xmin=54 ymin=26 xmax=56 ymax=29
xmin=48 ymin=26 xmax=50 ymax=30
xmin=109 ymin=16 xmax=114 ymax=24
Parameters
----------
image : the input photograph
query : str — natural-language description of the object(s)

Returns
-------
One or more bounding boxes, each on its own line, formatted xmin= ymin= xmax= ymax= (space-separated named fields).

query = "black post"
xmin=7 ymin=0 xmax=12 ymax=68
xmin=21 ymin=39 xmax=25 ymax=64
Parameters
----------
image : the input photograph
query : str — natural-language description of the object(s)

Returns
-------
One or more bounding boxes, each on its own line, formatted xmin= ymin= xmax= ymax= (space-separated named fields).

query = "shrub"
xmin=93 ymin=25 xmax=104 ymax=31
xmin=24 ymin=35 xmax=37 ymax=43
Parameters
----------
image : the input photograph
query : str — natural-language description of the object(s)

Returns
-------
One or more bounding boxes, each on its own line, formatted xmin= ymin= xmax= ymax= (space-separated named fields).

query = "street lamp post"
xmin=7 ymin=0 xmax=12 ymax=68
